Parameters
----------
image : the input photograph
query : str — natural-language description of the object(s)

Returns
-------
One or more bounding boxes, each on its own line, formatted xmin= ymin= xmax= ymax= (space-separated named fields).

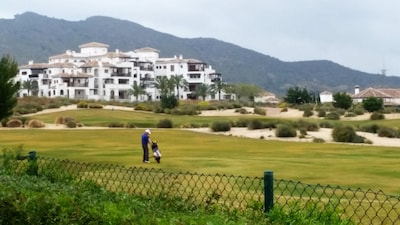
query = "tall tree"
xmin=283 ymin=86 xmax=313 ymax=105
xmin=362 ymin=97 xmax=384 ymax=112
xmin=22 ymin=79 xmax=34 ymax=96
xmin=333 ymin=92 xmax=352 ymax=110
xmin=128 ymin=82 xmax=146 ymax=102
xmin=196 ymin=83 xmax=212 ymax=100
xmin=154 ymin=76 xmax=171 ymax=96
xmin=211 ymin=80 xmax=225 ymax=101
xmin=170 ymin=74 xmax=188 ymax=99
xmin=154 ymin=76 xmax=178 ymax=109
xmin=0 ymin=55 xmax=19 ymax=120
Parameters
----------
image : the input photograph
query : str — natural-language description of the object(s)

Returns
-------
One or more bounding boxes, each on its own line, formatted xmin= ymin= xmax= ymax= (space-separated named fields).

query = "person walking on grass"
xmin=141 ymin=129 xmax=151 ymax=163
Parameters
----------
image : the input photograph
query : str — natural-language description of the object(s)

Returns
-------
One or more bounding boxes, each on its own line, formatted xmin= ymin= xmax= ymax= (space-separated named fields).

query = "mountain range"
xmin=1 ymin=11 xmax=400 ymax=96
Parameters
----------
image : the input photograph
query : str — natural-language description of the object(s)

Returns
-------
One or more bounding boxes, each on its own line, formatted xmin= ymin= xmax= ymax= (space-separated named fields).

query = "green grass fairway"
xmin=1 ymin=128 xmax=400 ymax=195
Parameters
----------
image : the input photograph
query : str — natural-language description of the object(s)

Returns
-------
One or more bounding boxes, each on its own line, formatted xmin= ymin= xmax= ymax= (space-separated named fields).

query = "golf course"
xmin=1 ymin=105 xmax=400 ymax=195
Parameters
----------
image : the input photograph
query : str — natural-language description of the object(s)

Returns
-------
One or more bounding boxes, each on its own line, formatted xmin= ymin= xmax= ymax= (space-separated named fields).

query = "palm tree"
xmin=154 ymin=76 xmax=174 ymax=97
xmin=196 ymin=83 xmax=212 ymax=100
xmin=22 ymin=79 xmax=34 ymax=96
xmin=128 ymin=82 xmax=146 ymax=102
xmin=170 ymin=74 xmax=188 ymax=99
xmin=211 ymin=79 xmax=225 ymax=101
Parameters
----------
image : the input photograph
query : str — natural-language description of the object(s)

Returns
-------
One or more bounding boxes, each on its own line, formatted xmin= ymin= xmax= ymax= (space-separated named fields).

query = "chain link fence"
xmin=1 ymin=155 xmax=399 ymax=224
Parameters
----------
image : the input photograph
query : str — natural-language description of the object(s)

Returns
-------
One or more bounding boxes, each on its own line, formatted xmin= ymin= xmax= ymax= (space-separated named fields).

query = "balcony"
xmin=111 ymin=73 xmax=131 ymax=77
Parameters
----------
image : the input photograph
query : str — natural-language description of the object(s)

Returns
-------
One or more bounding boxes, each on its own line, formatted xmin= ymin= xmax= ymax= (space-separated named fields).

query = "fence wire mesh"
xmin=1 ymin=156 xmax=400 ymax=224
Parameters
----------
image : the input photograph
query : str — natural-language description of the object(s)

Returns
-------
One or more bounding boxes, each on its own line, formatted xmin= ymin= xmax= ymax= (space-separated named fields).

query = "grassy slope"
xmin=2 ymin=108 xmax=400 ymax=194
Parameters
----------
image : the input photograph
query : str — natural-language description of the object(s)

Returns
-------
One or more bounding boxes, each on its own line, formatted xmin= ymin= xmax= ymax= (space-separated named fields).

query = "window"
xmin=105 ymin=69 xmax=109 ymax=73
xmin=21 ymin=71 xmax=27 ymax=75
xmin=170 ymin=65 xmax=174 ymax=72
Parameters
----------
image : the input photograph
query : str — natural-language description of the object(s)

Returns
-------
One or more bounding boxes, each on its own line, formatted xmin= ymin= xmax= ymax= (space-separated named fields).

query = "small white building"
xmin=319 ymin=91 xmax=333 ymax=103
xmin=16 ymin=42 xmax=231 ymax=102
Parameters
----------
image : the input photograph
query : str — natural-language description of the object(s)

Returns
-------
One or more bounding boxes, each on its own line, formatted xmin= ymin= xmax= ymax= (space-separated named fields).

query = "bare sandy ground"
xmin=6 ymin=105 xmax=400 ymax=147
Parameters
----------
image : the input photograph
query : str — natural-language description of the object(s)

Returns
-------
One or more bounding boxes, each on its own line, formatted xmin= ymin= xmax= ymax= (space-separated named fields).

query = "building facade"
xmin=16 ymin=42 xmax=227 ymax=102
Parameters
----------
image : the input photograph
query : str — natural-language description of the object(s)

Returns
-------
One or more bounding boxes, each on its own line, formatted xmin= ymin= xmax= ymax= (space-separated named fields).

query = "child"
xmin=151 ymin=140 xmax=162 ymax=163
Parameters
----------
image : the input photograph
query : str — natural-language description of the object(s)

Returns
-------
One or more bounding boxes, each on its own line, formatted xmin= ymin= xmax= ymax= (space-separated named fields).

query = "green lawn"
xmin=1 ymin=126 xmax=400 ymax=195
xmin=2 ymin=107 xmax=400 ymax=195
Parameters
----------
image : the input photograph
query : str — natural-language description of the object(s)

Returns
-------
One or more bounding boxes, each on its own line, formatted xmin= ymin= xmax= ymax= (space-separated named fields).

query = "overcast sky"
xmin=2 ymin=0 xmax=400 ymax=76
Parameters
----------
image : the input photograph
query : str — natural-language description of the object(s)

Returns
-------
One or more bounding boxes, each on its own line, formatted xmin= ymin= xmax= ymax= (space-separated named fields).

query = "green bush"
xmin=66 ymin=120 xmax=77 ymax=128
xmin=332 ymin=125 xmax=365 ymax=143
xmin=325 ymin=112 xmax=340 ymax=120
xmin=302 ymin=109 xmax=313 ymax=117
xmin=295 ymin=120 xmax=319 ymax=131
xmin=319 ymin=121 xmax=334 ymax=128
xmin=125 ymin=122 xmax=136 ymax=128
xmin=254 ymin=107 xmax=266 ymax=116
xmin=317 ymin=110 xmax=326 ymax=117
xmin=88 ymin=103 xmax=103 ymax=109
xmin=235 ymin=118 xmax=249 ymax=127
xmin=359 ymin=124 xmax=380 ymax=133
xmin=211 ymin=121 xmax=231 ymax=132
xmin=235 ymin=108 xmax=249 ymax=114
xmin=107 ymin=122 xmax=124 ymax=128
xmin=77 ymin=101 xmax=88 ymax=108
xmin=157 ymin=119 xmax=173 ymax=128
xmin=247 ymin=119 xmax=264 ymax=130
xmin=313 ymin=138 xmax=326 ymax=143
xmin=370 ymin=112 xmax=385 ymax=120
xmin=377 ymin=127 xmax=398 ymax=138
xmin=344 ymin=112 xmax=356 ymax=117
xmin=275 ymin=124 xmax=297 ymax=137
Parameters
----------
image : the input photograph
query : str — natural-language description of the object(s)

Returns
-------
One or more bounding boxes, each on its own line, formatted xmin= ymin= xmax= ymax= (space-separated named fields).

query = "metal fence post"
xmin=264 ymin=170 xmax=274 ymax=213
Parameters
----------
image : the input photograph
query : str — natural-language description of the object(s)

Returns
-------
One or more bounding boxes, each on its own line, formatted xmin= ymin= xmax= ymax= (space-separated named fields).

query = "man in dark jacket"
xmin=141 ymin=129 xmax=151 ymax=163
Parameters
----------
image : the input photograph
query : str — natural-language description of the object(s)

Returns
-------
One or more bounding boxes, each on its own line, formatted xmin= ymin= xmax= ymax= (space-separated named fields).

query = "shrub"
xmin=359 ymin=124 xmax=380 ymax=133
xmin=370 ymin=112 xmax=385 ymax=120
xmin=332 ymin=125 xmax=365 ymax=143
xmin=88 ymin=103 xmax=103 ymax=109
xmin=295 ymin=120 xmax=319 ymax=131
xmin=353 ymin=108 xmax=365 ymax=115
xmin=66 ymin=120 xmax=77 ymax=128
xmin=344 ymin=112 xmax=356 ymax=117
xmin=77 ymin=101 xmax=88 ymax=108
xmin=377 ymin=127 xmax=398 ymax=138
xmin=319 ymin=121 xmax=334 ymax=128
xmin=211 ymin=121 xmax=231 ymax=132
xmin=317 ymin=110 xmax=326 ymax=117
xmin=235 ymin=118 xmax=249 ymax=127
xmin=302 ymin=109 xmax=313 ymax=117
xmin=6 ymin=119 xmax=22 ymax=128
xmin=27 ymin=119 xmax=45 ymax=128
xmin=247 ymin=119 xmax=264 ymax=130
xmin=63 ymin=117 xmax=76 ymax=124
xmin=280 ymin=107 xmax=288 ymax=112
xmin=125 ymin=122 xmax=136 ymax=128
xmin=54 ymin=116 xmax=64 ymax=125
xmin=264 ymin=121 xmax=277 ymax=129
xmin=332 ymin=125 xmax=355 ymax=142
xmin=108 ymin=122 xmax=124 ymax=128
xmin=254 ymin=107 xmax=266 ymax=115
xmin=325 ymin=112 xmax=340 ymax=120
xmin=135 ymin=103 xmax=149 ymax=111
xmin=313 ymin=138 xmax=326 ymax=143
xmin=275 ymin=124 xmax=297 ymax=137
xmin=157 ymin=119 xmax=173 ymax=128
xmin=235 ymin=108 xmax=248 ymax=114
xmin=299 ymin=128 xmax=307 ymax=136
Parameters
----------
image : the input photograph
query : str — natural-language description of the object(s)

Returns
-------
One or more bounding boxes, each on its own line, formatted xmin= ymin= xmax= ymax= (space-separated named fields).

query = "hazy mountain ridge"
xmin=1 ymin=11 xmax=399 ymax=96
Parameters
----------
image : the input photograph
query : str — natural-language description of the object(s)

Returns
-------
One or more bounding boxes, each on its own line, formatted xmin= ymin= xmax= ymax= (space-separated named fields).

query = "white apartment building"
xmin=16 ymin=42 xmax=228 ymax=102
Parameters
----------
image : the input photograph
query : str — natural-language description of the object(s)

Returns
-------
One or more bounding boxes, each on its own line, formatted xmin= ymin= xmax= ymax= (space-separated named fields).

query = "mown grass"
xmin=1 ymin=126 xmax=400 ymax=195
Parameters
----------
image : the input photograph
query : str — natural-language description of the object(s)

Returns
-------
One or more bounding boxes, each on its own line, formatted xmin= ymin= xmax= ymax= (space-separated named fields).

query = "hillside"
xmin=1 ymin=11 xmax=400 ymax=96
